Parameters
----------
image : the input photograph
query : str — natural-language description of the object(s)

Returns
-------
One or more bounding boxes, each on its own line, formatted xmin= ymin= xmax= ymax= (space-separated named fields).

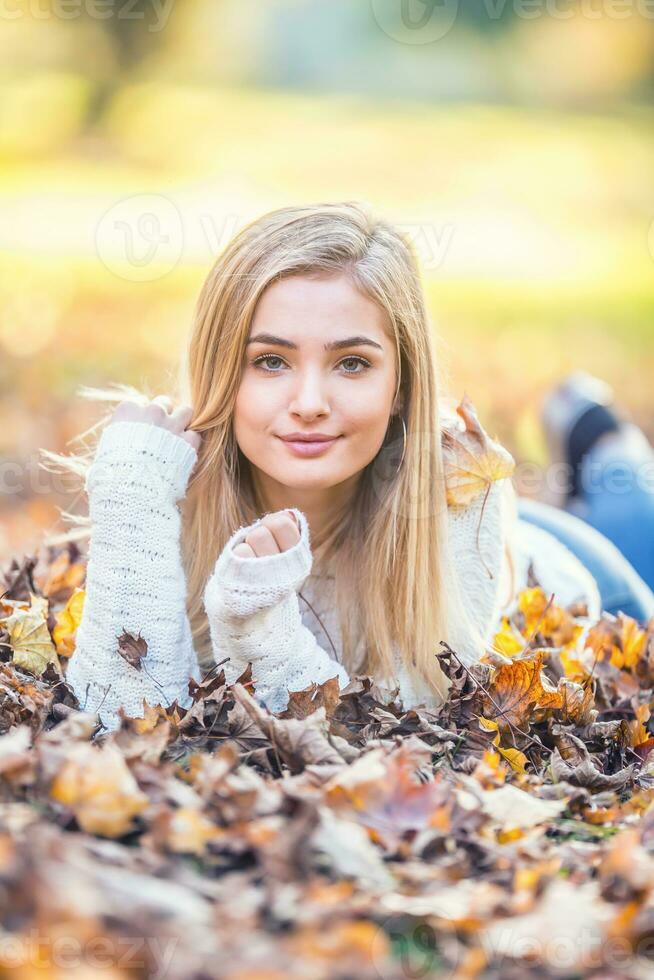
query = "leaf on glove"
xmin=441 ymin=394 xmax=515 ymax=509
xmin=117 ymin=629 xmax=148 ymax=670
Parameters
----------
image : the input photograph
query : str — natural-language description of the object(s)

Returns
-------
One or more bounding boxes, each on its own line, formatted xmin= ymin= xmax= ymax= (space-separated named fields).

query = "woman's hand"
xmin=110 ymin=395 xmax=202 ymax=453
xmin=232 ymin=510 xmax=300 ymax=559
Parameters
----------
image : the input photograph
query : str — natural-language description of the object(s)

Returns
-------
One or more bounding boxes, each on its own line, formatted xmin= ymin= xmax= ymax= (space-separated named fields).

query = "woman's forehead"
xmin=251 ymin=274 xmax=394 ymax=345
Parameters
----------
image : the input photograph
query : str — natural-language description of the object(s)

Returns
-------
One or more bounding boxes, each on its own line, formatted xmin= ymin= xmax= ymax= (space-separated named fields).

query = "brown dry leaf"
xmin=551 ymin=734 xmax=633 ymax=793
xmin=280 ymin=676 xmax=342 ymax=720
xmin=1 ymin=592 xmax=58 ymax=676
xmin=231 ymin=683 xmax=345 ymax=772
xmin=441 ymin=394 xmax=515 ymax=508
xmin=50 ymin=742 xmax=149 ymax=837
xmin=52 ymin=587 xmax=85 ymax=657
xmin=556 ymin=678 xmax=596 ymax=726
xmin=116 ymin=629 xmax=148 ymax=670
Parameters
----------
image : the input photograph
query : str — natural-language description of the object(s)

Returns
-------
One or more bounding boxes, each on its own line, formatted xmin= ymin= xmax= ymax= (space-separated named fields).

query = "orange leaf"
xmin=483 ymin=654 xmax=563 ymax=732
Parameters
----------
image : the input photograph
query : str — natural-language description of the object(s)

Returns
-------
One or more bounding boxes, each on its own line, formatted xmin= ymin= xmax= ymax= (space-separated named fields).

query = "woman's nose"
xmin=288 ymin=369 xmax=331 ymax=416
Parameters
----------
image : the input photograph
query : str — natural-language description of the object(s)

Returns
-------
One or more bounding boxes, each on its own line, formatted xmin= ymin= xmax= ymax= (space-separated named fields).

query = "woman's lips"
xmin=278 ymin=436 xmax=341 ymax=458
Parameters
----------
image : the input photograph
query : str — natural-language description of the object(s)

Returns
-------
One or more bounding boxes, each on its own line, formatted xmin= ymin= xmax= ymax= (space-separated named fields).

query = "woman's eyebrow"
xmin=246 ymin=333 xmax=383 ymax=352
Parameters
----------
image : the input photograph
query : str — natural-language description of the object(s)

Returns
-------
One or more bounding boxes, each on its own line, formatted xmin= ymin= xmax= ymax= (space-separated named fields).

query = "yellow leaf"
xmin=50 ymin=742 xmax=148 ymax=837
xmin=478 ymin=717 xmax=528 ymax=774
xmin=479 ymin=715 xmax=501 ymax=734
xmin=496 ymin=745 xmax=528 ymax=775
xmin=492 ymin=617 xmax=525 ymax=658
xmin=166 ymin=807 xmax=222 ymax=855
xmin=441 ymin=394 xmax=515 ymax=508
xmin=52 ymin=587 xmax=85 ymax=657
xmin=584 ymin=613 xmax=648 ymax=672
xmin=2 ymin=592 xmax=58 ymax=676
xmin=518 ymin=587 xmax=579 ymax=647
xmin=559 ymin=647 xmax=589 ymax=683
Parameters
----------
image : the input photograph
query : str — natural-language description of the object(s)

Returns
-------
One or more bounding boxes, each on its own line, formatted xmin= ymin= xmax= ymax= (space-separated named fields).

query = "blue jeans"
xmin=517 ymin=423 xmax=654 ymax=623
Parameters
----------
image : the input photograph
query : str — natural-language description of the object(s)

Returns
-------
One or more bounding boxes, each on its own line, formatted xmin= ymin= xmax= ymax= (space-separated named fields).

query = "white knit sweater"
xmin=65 ymin=419 xmax=601 ymax=731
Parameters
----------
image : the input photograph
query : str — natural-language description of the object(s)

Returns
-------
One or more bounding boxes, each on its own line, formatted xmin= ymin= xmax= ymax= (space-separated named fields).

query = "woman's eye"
xmin=252 ymin=354 xmax=371 ymax=374
xmin=253 ymin=354 xmax=285 ymax=371
xmin=340 ymin=356 xmax=370 ymax=374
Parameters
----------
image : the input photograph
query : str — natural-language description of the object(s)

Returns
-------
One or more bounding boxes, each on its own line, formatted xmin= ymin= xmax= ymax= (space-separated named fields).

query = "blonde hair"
xmin=41 ymin=201 xmax=488 ymax=702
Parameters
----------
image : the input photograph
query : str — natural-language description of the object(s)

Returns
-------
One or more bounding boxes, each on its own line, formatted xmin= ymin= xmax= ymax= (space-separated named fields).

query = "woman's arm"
xmin=65 ymin=420 xmax=203 ymax=731
xmin=203 ymin=508 xmax=350 ymax=712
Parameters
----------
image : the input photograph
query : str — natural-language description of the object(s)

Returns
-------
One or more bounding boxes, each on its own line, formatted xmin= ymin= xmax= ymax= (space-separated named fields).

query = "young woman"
xmin=50 ymin=202 xmax=608 ymax=732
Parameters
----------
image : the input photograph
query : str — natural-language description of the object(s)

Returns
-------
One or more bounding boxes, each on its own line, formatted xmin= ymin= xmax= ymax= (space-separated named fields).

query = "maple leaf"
xmin=441 ymin=394 xmax=515 ymax=509
xmin=50 ymin=742 xmax=149 ymax=837
xmin=117 ymin=629 xmax=148 ymax=670
xmin=1 ymin=592 xmax=58 ymax=677
xmin=483 ymin=653 xmax=563 ymax=732
xmin=280 ymin=675 xmax=341 ymax=721
xmin=52 ymin=587 xmax=85 ymax=658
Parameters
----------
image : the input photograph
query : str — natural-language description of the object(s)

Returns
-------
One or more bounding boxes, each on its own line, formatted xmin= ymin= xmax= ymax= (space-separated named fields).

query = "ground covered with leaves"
xmin=1 ymin=544 xmax=654 ymax=978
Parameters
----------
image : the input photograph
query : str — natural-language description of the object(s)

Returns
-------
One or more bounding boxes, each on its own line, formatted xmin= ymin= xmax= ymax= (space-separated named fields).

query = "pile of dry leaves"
xmin=1 ymin=538 xmax=654 ymax=980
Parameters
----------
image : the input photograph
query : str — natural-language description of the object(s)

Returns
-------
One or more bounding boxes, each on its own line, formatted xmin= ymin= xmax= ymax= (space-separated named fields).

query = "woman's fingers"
xmin=241 ymin=524 xmax=280 ymax=557
xmin=262 ymin=512 xmax=301 ymax=551
xmin=232 ymin=542 xmax=257 ymax=559
xmin=151 ymin=394 xmax=173 ymax=413
xmin=233 ymin=512 xmax=300 ymax=559
xmin=170 ymin=404 xmax=193 ymax=427
xmin=167 ymin=404 xmax=199 ymax=446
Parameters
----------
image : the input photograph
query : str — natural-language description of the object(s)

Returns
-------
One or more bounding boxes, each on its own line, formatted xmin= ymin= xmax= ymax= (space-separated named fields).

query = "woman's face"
xmin=234 ymin=272 xmax=400 ymax=496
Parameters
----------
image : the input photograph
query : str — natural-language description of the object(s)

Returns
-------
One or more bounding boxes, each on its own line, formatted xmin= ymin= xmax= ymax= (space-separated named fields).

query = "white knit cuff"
xmin=87 ymin=420 xmax=198 ymax=501
xmin=203 ymin=508 xmax=313 ymax=623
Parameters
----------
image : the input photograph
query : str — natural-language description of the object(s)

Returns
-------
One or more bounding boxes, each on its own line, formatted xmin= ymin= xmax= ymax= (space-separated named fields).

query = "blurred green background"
xmin=1 ymin=0 xmax=653 ymax=558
